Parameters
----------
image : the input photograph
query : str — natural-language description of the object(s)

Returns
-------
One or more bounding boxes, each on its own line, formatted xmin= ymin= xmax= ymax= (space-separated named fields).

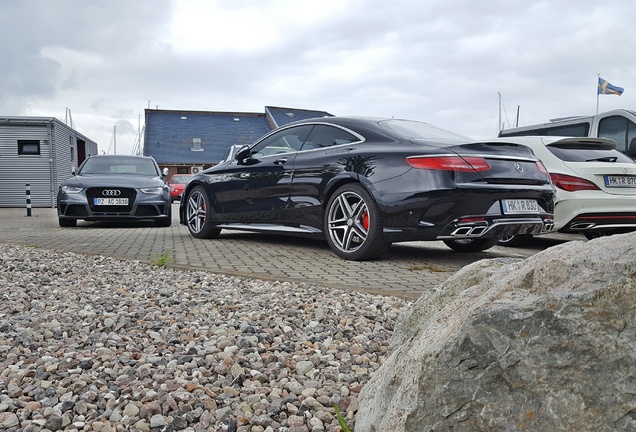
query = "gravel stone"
xmin=0 ymin=244 xmax=411 ymax=430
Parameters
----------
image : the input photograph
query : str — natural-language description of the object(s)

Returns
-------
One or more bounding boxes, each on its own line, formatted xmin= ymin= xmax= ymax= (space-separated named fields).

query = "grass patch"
xmin=150 ymin=250 xmax=171 ymax=267
xmin=408 ymin=264 xmax=447 ymax=272
xmin=334 ymin=404 xmax=351 ymax=432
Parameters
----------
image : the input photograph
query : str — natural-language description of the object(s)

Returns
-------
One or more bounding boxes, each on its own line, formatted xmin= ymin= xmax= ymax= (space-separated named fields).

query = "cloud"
xmin=1 ymin=0 xmax=635 ymax=154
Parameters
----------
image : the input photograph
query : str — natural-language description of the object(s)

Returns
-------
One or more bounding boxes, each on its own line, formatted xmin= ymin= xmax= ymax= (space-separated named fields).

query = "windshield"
xmin=379 ymin=119 xmax=472 ymax=141
xmin=170 ymin=175 xmax=191 ymax=184
xmin=80 ymin=157 xmax=159 ymax=175
xmin=547 ymin=145 xmax=635 ymax=163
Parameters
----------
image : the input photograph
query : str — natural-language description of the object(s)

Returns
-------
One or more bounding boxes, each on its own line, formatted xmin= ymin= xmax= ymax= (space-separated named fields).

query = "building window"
xmin=191 ymin=138 xmax=203 ymax=151
xmin=18 ymin=140 xmax=40 ymax=155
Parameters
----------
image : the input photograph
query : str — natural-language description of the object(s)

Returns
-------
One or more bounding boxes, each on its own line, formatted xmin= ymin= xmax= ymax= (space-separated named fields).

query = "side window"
xmin=500 ymin=123 xmax=589 ymax=138
xmin=599 ymin=116 xmax=629 ymax=153
xmin=251 ymin=125 xmax=313 ymax=158
xmin=18 ymin=140 xmax=40 ymax=155
xmin=301 ymin=125 xmax=359 ymax=151
xmin=546 ymin=123 xmax=589 ymax=137
xmin=628 ymin=121 xmax=636 ymax=155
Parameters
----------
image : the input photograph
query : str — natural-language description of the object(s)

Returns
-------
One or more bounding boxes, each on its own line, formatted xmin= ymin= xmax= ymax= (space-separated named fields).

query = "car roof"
xmin=489 ymin=136 xmax=617 ymax=149
xmin=88 ymin=154 xmax=155 ymax=160
xmin=287 ymin=115 xmax=394 ymax=126
xmin=279 ymin=116 xmax=474 ymax=142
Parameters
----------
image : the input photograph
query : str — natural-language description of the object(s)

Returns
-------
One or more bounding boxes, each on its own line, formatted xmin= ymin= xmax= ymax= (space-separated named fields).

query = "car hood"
xmin=63 ymin=174 xmax=166 ymax=188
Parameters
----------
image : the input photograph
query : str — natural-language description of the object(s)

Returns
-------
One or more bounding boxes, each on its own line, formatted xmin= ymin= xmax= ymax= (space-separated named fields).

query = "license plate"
xmin=502 ymin=199 xmax=538 ymax=214
xmin=604 ymin=175 xmax=636 ymax=188
xmin=94 ymin=198 xmax=129 ymax=206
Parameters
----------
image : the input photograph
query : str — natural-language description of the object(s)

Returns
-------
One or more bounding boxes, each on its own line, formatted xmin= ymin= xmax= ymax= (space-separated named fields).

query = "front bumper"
xmin=58 ymin=188 xmax=170 ymax=221
xmin=170 ymin=188 xmax=185 ymax=200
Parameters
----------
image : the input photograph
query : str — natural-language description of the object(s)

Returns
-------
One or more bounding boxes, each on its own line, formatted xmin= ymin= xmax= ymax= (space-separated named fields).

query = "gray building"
xmin=0 ymin=117 xmax=98 ymax=208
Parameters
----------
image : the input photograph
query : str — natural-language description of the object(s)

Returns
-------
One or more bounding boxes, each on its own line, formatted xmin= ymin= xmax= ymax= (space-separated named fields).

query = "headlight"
xmin=139 ymin=187 xmax=163 ymax=195
xmin=61 ymin=185 xmax=83 ymax=194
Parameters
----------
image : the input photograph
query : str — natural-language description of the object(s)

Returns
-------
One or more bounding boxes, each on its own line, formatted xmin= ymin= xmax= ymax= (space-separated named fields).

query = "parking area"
xmin=0 ymin=206 xmax=582 ymax=299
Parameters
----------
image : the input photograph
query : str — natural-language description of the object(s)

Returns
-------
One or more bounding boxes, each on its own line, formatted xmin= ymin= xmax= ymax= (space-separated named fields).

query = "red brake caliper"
xmin=362 ymin=211 xmax=369 ymax=231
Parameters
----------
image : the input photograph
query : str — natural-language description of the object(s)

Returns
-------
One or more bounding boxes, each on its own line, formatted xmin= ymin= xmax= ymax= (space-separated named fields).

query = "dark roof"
xmin=265 ymin=106 xmax=334 ymax=127
xmin=143 ymin=109 xmax=272 ymax=164
xmin=0 ymin=116 xmax=98 ymax=146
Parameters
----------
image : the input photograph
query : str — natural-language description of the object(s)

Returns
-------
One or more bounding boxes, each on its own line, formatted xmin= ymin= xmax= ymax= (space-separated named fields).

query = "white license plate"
xmin=502 ymin=199 xmax=538 ymax=214
xmin=604 ymin=175 xmax=636 ymax=188
xmin=94 ymin=198 xmax=129 ymax=206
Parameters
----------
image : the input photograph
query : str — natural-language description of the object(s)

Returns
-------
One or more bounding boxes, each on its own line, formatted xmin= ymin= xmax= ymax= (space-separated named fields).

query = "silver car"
xmin=57 ymin=155 xmax=171 ymax=227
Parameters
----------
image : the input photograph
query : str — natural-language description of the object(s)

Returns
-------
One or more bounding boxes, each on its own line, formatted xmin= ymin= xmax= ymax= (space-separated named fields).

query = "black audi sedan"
xmin=179 ymin=117 xmax=555 ymax=260
xmin=57 ymin=155 xmax=171 ymax=227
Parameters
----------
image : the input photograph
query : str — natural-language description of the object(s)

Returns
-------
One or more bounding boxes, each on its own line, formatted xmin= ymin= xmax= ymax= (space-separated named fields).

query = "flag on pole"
xmin=598 ymin=77 xmax=624 ymax=95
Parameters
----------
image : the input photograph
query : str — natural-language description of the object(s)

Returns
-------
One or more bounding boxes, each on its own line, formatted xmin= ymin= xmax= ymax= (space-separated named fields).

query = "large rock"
xmin=356 ymin=234 xmax=636 ymax=431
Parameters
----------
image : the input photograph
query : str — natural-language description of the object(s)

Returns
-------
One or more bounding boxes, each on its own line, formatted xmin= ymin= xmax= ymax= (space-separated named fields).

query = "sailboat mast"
xmin=138 ymin=114 xmax=141 ymax=155
xmin=498 ymin=92 xmax=502 ymax=132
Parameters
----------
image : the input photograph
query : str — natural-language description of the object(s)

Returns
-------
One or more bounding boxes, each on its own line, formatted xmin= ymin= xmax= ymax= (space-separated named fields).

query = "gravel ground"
xmin=0 ymin=244 xmax=412 ymax=431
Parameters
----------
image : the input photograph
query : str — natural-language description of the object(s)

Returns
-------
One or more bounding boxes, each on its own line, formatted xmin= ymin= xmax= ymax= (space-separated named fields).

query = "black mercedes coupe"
xmin=179 ymin=117 xmax=555 ymax=260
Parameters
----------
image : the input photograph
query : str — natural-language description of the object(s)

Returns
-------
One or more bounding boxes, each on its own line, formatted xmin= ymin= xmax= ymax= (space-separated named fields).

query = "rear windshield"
xmin=378 ymin=119 xmax=472 ymax=141
xmin=547 ymin=145 xmax=635 ymax=163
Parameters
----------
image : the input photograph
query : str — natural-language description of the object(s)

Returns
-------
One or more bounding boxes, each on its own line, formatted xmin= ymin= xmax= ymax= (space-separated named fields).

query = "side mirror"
xmin=71 ymin=167 xmax=77 ymax=175
xmin=235 ymin=145 xmax=251 ymax=162
xmin=162 ymin=167 xmax=169 ymax=177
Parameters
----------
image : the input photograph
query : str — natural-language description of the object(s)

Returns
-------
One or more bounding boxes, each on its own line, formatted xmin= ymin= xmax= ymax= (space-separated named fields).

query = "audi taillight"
xmin=550 ymin=173 xmax=600 ymax=191
xmin=406 ymin=156 xmax=491 ymax=172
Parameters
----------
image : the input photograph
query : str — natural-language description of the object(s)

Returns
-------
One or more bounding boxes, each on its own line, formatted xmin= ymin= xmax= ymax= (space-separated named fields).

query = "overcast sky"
xmin=2 ymin=0 xmax=635 ymax=155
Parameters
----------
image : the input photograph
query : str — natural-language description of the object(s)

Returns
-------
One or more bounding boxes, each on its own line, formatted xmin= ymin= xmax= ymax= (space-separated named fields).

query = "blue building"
xmin=143 ymin=106 xmax=333 ymax=178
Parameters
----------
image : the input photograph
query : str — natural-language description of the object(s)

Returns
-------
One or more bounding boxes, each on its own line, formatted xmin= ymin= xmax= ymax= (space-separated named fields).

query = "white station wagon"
xmin=493 ymin=136 xmax=636 ymax=245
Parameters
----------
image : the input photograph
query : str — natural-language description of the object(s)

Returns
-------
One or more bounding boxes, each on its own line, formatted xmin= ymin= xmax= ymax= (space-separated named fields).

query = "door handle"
xmin=274 ymin=158 xmax=288 ymax=165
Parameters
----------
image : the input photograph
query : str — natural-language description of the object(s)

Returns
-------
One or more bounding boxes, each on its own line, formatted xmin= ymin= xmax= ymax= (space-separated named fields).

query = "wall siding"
xmin=0 ymin=118 xmax=98 ymax=208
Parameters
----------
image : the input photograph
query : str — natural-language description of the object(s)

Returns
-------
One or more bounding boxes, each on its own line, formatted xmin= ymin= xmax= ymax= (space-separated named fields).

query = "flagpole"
xmin=596 ymin=73 xmax=600 ymax=114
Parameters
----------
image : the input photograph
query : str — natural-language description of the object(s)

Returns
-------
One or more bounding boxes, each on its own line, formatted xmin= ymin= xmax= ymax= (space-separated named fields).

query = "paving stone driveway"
xmin=0 ymin=207 xmax=580 ymax=299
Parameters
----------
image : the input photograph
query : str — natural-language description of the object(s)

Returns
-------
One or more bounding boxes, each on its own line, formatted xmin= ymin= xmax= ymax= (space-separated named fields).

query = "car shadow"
xmin=215 ymin=231 xmax=581 ymax=261
xmin=76 ymin=220 xmax=160 ymax=229
xmin=501 ymin=233 xmax=585 ymax=251
xmin=218 ymin=231 xmax=329 ymax=252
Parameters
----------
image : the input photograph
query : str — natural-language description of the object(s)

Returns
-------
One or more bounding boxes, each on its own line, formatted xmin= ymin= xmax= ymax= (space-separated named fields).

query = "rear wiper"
xmin=586 ymin=157 xmax=617 ymax=162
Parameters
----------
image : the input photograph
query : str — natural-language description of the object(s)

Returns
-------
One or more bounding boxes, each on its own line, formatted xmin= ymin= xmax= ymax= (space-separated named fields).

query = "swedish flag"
xmin=598 ymin=77 xmax=624 ymax=95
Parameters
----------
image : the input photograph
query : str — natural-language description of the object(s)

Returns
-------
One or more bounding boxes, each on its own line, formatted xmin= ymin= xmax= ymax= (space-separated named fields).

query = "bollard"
xmin=26 ymin=183 xmax=31 ymax=217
